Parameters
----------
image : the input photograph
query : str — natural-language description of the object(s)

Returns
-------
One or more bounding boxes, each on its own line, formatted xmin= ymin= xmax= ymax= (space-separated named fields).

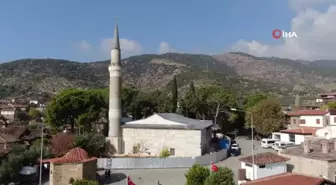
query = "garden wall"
xmin=97 ymin=149 xmax=227 ymax=169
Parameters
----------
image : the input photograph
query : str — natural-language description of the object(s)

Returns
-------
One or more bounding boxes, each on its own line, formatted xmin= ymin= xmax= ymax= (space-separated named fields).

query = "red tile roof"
xmin=41 ymin=147 xmax=97 ymax=164
xmin=242 ymin=172 xmax=325 ymax=185
xmin=239 ymin=152 xmax=289 ymax=165
xmin=287 ymin=110 xmax=328 ymax=116
xmin=280 ymin=127 xmax=318 ymax=135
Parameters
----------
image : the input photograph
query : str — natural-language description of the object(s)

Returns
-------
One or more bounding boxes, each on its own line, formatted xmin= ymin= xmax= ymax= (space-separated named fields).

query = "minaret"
xmin=107 ymin=18 xmax=122 ymax=154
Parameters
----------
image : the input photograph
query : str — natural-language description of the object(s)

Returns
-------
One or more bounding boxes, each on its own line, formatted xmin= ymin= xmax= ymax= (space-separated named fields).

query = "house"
xmin=10 ymin=104 xmax=27 ymax=111
xmin=238 ymin=172 xmax=336 ymax=185
xmin=318 ymin=92 xmax=336 ymax=103
xmin=315 ymin=126 xmax=336 ymax=139
xmin=41 ymin=147 xmax=97 ymax=185
xmin=121 ymin=113 xmax=213 ymax=157
xmin=29 ymin=100 xmax=38 ymax=105
xmin=0 ymin=133 xmax=19 ymax=158
xmin=287 ymin=109 xmax=335 ymax=128
xmin=239 ymin=152 xmax=289 ymax=180
xmin=0 ymin=125 xmax=45 ymax=144
xmin=0 ymin=107 xmax=16 ymax=120
xmin=280 ymin=139 xmax=336 ymax=182
xmin=276 ymin=109 xmax=336 ymax=144
xmin=272 ymin=127 xmax=318 ymax=145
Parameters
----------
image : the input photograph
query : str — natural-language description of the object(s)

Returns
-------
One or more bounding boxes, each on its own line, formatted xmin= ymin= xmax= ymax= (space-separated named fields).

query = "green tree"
xmin=244 ymin=93 xmax=269 ymax=109
xmin=171 ymin=75 xmax=178 ymax=112
xmin=71 ymin=179 xmax=99 ymax=185
xmin=28 ymin=108 xmax=43 ymax=119
xmin=246 ymin=99 xmax=286 ymax=136
xmin=326 ymin=101 xmax=336 ymax=109
xmin=73 ymin=133 xmax=105 ymax=157
xmin=159 ymin=148 xmax=171 ymax=158
xmin=15 ymin=109 xmax=29 ymax=121
xmin=182 ymin=82 xmax=200 ymax=118
xmin=197 ymin=85 xmax=240 ymax=132
xmin=0 ymin=140 xmax=51 ymax=183
xmin=121 ymin=86 xmax=139 ymax=113
xmin=184 ymin=164 xmax=210 ymax=185
xmin=204 ymin=167 xmax=235 ymax=185
xmin=44 ymin=89 xmax=106 ymax=133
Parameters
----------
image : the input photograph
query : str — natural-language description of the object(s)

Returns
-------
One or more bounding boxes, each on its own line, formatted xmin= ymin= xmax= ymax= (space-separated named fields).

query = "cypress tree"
xmin=172 ymin=75 xmax=178 ymax=112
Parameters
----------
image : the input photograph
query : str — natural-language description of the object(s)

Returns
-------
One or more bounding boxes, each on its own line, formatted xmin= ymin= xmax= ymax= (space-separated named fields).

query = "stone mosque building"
xmin=107 ymin=20 xmax=213 ymax=157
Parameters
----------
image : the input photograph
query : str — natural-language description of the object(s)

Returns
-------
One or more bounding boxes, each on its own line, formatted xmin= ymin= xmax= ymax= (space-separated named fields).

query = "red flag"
xmin=128 ymin=176 xmax=136 ymax=185
xmin=210 ymin=162 xmax=218 ymax=172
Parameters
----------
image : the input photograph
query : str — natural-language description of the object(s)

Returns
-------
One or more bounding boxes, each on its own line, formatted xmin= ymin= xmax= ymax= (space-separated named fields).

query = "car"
xmin=229 ymin=142 xmax=241 ymax=156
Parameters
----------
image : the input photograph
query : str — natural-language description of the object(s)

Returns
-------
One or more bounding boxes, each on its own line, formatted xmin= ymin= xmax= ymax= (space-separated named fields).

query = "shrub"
xmin=184 ymin=164 xmax=210 ymax=185
xmin=69 ymin=177 xmax=75 ymax=184
xmin=159 ymin=148 xmax=171 ymax=158
xmin=73 ymin=133 xmax=105 ymax=157
xmin=71 ymin=179 xmax=99 ymax=185
xmin=204 ymin=167 xmax=235 ymax=185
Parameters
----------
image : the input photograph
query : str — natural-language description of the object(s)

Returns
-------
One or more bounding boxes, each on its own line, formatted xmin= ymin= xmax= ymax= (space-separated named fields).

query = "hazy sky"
xmin=0 ymin=0 xmax=335 ymax=62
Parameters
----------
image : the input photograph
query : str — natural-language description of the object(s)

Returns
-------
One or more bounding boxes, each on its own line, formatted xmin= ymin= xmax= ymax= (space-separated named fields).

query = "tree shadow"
xmin=105 ymin=140 xmax=117 ymax=155
xmin=99 ymin=173 xmax=127 ymax=184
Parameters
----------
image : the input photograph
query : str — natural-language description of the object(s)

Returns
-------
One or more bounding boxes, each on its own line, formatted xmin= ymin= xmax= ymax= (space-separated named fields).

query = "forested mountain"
xmin=0 ymin=52 xmax=335 ymax=102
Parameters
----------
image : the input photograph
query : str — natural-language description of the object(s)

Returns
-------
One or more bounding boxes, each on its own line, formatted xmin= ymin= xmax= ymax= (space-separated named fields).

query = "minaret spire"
xmin=107 ymin=16 xmax=122 ymax=154
xmin=112 ymin=17 xmax=120 ymax=50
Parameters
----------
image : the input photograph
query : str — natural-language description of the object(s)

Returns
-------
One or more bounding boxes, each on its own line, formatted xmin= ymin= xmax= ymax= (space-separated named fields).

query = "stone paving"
xmin=104 ymin=137 xmax=276 ymax=185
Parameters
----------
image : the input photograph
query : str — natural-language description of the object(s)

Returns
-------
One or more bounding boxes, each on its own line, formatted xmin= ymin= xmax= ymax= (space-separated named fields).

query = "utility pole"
xmin=230 ymin=108 xmax=254 ymax=180
xmin=251 ymin=113 xmax=255 ymax=180
xmin=39 ymin=124 xmax=44 ymax=185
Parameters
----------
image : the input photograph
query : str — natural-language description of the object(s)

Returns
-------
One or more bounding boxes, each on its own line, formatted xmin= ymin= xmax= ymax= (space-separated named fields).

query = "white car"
xmin=261 ymin=138 xmax=279 ymax=148
xmin=273 ymin=141 xmax=295 ymax=151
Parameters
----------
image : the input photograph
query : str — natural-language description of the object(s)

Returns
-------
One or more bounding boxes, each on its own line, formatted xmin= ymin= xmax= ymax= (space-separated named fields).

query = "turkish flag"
xmin=210 ymin=162 xmax=218 ymax=172
xmin=128 ymin=176 xmax=136 ymax=185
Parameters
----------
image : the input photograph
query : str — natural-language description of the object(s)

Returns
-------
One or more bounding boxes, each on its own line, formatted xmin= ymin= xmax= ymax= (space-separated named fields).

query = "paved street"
xmin=104 ymin=137 xmax=276 ymax=185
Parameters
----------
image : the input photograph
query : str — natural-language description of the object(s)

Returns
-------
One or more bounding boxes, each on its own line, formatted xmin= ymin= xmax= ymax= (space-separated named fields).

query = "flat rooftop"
xmin=282 ymin=139 xmax=336 ymax=162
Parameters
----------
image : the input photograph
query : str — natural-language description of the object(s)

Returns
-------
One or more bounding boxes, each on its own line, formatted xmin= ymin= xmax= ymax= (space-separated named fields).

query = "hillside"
xmin=0 ymin=53 xmax=335 ymax=102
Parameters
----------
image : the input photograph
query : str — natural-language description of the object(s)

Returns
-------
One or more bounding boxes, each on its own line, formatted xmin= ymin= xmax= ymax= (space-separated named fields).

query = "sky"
xmin=0 ymin=0 xmax=335 ymax=62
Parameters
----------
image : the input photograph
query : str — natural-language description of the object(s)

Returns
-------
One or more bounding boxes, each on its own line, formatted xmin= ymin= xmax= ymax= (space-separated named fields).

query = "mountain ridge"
xmin=0 ymin=52 xmax=335 ymax=102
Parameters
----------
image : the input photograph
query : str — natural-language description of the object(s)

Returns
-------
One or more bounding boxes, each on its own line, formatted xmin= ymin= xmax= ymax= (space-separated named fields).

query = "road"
xmin=103 ymin=137 xmax=276 ymax=185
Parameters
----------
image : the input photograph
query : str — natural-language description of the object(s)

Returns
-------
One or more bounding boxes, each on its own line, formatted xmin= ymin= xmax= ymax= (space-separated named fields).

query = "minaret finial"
xmin=112 ymin=17 xmax=120 ymax=50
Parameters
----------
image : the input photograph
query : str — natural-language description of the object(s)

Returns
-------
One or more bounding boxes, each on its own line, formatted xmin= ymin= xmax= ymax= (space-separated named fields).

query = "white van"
xmin=261 ymin=139 xmax=278 ymax=148
xmin=273 ymin=141 xmax=294 ymax=151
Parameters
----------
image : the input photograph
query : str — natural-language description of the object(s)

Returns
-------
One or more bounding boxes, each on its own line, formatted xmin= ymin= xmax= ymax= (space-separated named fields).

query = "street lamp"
xmin=230 ymin=108 xmax=255 ymax=180
xmin=39 ymin=123 xmax=44 ymax=185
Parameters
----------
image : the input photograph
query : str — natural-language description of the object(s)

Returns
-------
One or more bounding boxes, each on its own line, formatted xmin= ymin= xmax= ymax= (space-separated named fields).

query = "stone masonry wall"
xmin=82 ymin=159 xmax=97 ymax=181
xmin=281 ymin=154 xmax=330 ymax=180
xmin=50 ymin=163 xmax=83 ymax=185
xmin=122 ymin=128 xmax=202 ymax=157
xmin=327 ymin=161 xmax=336 ymax=182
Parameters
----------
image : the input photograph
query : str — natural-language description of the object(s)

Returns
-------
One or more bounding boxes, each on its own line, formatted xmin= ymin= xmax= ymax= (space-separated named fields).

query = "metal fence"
xmin=97 ymin=149 xmax=227 ymax=169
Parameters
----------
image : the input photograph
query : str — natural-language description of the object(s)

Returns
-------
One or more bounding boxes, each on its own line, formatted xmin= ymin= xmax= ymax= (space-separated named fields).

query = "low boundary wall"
xmin=97 ymin=149 xmax=227 ymax=169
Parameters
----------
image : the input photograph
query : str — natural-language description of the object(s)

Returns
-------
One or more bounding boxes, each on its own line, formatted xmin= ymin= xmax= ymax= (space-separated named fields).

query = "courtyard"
xmin=102 ymin=137 xmax=276 ymax=185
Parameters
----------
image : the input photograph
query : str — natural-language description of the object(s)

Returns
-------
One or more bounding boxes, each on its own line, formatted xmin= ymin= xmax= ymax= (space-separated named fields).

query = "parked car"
xmin=229 ymin=142 xmax=241 ymax=156
xmin=273 ymin=141 xmax=295 ymax=151
xmin=261 ymin=138 xmax=279 ymax=148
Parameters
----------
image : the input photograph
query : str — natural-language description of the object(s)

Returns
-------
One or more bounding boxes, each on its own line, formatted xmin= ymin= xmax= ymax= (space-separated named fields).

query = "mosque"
xmin=107 ymin=20 xmax=214 ymax=157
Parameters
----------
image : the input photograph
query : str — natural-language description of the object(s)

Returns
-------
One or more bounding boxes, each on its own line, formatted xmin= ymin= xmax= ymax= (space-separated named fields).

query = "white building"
xmin=287 ymin=109 xmax=336 ymax=128
xmin=239 ymin=152 xmax=289 ymax=180
xmin=0 ymin=107 xmax=15 ymax=120
xmin=29 ymin=100 xmax=38 ymax=105
xmin=272 ymin=127 xmax=318 ymax=145
xmin=121 ymin=113 xmax=213 ymax=157
xmin=275 ymin=109 xmax=336 ymax=144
